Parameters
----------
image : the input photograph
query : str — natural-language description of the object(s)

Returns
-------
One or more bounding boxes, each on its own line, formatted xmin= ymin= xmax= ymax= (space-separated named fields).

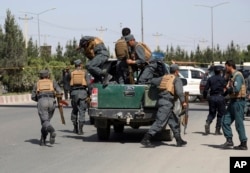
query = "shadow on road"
xmin=202 ymin=144 xmax=234 ymax=150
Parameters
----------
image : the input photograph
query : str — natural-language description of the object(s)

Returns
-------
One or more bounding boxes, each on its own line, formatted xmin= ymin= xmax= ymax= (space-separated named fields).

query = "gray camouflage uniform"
xmin=31 ymin=70 xmax=62 ymax=145
xmin=79 ymin=36 xmax=109 ymax=83
xmin=70 ymin=59 xmax=92 ymax=135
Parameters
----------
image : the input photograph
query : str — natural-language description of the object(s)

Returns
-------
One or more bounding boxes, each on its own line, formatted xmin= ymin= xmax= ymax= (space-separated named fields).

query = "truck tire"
xmin=113 ymin=124 xmax=124 ymax=133
xmin=97 ymin=126 xmax=110 ymax=140
xmin=89 ymin=117 xmax=95 ymax=125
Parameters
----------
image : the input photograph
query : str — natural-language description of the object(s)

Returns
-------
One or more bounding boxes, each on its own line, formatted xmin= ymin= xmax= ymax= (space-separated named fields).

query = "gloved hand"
xmin=85 ymin=96 xmax=91 ymax=105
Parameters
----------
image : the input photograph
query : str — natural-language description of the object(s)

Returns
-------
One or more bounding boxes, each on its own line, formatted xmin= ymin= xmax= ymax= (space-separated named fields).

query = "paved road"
xmin=0 ymin=102 xmax=249 ymax=173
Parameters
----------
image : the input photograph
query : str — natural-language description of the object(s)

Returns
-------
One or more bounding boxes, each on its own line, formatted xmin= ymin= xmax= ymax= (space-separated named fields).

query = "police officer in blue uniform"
xmin=70 ymin=59 xmax=92 ymax=135
xmin=203 ymin=65 xmax=227 ymax=135
xmin=77 ymin=36 xmax=112 ymax=85
xmin=125 ymin=34 xmax=166 ymax=84
xmin=221 ymin=60 xmax=248 ymax=150
xmin=31 ymin=69 xmax=63 ymax=146
xmin=140 ymin=64 xmax=187 ymax=147
xmin=115 ymin=27 xmax=132 ymax=84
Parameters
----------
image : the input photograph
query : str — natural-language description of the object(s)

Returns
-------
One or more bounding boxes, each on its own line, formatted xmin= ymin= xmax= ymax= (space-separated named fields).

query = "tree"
xmin=1 ymin=10 xmax=26 ymax=92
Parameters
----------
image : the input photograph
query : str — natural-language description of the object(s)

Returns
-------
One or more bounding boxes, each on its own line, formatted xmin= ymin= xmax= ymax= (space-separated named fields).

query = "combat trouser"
xmin=222 ymin=100 xmax=248 ymax=142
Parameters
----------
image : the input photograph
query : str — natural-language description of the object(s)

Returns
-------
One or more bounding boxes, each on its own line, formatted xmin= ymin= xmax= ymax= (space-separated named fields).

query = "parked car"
xmin=178 ymin=66 xmax=205 ymax=102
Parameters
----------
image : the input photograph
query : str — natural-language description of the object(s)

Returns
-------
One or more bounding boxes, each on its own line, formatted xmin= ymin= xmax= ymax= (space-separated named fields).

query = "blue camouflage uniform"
xmin=70 ymin=59 xmax=92 ymax=135
xmin=125 ymin=34 xmax=165 ymax=84
xmin=31 ymin=69 xmax=62 ymax=146
xmin=78 ymin=36 xmax=110 ymax=84
xmin=140 ymin=64 xmax=187 ymax=147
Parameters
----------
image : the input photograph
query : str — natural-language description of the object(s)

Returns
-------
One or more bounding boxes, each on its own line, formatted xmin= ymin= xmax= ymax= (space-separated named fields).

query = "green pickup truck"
xmin=88 ymin=60 xmax=186 ymax=141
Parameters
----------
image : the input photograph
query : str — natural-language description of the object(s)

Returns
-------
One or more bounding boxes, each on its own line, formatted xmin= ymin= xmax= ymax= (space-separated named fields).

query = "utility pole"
xmin=141 ymin=0 xmax=144 ymax=42
xmin=152 ymin=32 xmax=162 ymax=50
xmin=96 ymin=26 xmax=107 ymax=41
xmin=19 ymin=14 xmax=33 ymax=48
xmin=195 ymin=2 xmax=229 ymax=62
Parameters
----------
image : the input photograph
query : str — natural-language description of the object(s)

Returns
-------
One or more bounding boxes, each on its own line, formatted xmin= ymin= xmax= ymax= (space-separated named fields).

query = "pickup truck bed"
xmin=89 ymin=83 xmax=180 ymax=141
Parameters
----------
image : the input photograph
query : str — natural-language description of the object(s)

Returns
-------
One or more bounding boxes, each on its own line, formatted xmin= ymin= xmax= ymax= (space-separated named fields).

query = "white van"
xmin=179 ymin=66 xmax=205 ymax=101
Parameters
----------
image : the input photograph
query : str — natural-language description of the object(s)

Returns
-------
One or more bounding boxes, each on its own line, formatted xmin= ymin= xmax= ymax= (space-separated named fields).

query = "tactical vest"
xmin=84 ymin=38 xmax=103 ymax=59
xmin=159 ymin=74 xmax=176 ymax=95
xmin=36 ymin=79 xmax=54 ymax=93
xmin=229 ymin=71 xmax=246 ymax=98
xmin=70 ymin=70 xmax=87 ymax=86
xmin=115 ymin=38 xmax=129 ymax=60
xmin=136 ymin=42 xmax=152 ymax=61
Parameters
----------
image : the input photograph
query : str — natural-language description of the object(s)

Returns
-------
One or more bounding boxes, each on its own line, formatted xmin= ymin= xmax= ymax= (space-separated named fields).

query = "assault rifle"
xmin=182 ymin=92 xmax=189 ymax=134
xmin=56 ymin=93 xmax=68 ymax=124
xmin=126 ymin=52 xmax=135 ymax=84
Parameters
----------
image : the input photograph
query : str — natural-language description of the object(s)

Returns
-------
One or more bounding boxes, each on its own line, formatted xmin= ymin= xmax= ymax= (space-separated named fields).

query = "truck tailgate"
xmin=93 ymin=84 xmax=146 ymax=109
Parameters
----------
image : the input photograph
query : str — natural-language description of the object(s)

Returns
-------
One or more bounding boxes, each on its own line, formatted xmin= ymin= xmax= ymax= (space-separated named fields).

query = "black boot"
xmin=140 ymin=133 xmax=155 ymax=148
xmin=40 ymin=128 xmax=48 ymax=146
xmin=175 ymin=136 xmax=187 ymax=147
xmin=102 ymin=70 xmax=113 ymax=86
xmin=233 ymin=141 xmax=248 ymax=150
xmin=78 ymin=122 xmax=84 ymax=135
xmin=47 ymin=126 xmax=56 ymax=145
xmin=221 ymin=138 xmax=234 ymax=148
xmin=204 ymin=121 xmax=210 ymax=135
xmin=73 ymin=122 xmax=78 ymax=134
xmin=215 ymin=128 xmax=222 ymax=135
xmin=40 ymin=135 xmax=46 ymax=146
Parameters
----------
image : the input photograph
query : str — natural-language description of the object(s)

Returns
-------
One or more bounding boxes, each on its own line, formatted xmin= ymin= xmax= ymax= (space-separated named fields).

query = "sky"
xmin=1 ymin=0 xmax=250 ymax=55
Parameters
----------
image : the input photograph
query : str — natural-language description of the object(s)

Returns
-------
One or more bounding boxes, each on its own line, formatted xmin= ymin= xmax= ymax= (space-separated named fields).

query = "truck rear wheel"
xmin=97 ymin=125 xmax=110 ymax=140
xmin=89 ymin=117 xmax=95 ymax=125
xmin=113 ymin=124 xmax=124 ymax=133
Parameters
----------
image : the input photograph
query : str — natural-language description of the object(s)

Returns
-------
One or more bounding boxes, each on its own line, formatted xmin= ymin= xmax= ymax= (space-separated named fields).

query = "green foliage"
xmin=1 ymin=9 xmax=250 ymax=94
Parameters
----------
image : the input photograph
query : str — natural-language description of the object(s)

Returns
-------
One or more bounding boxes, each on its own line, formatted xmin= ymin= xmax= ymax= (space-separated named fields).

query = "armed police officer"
xmin=203 ymin=65 xmax=227 ymax=135
xmin=77 ymin=36 xmax=112 ymax=85
xmin=140 ymin=64 xmax=187 ymax=147
xmin=125 ymin=34 xmax=166 ymax=84
xmin=31 ymin=69 xmax=63 ymax=146
xmin=221 ymin=60 xmax=248 ymax=150
xmin=115 ymin=27 xmax=133 ymax=84
xmin=70 ymin=59 xmax=92 ymax=135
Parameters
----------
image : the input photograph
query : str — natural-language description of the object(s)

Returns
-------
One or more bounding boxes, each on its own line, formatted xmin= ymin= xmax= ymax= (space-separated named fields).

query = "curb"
xmin=0 ymin=94 xmax=32 ymax=105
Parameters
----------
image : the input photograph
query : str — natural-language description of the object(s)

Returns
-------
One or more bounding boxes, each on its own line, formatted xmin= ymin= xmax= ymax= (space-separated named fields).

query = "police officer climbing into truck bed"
xmin=203 ymin=65 xmax=227 ymax=135
xmin=115 ymin=27 xmax=133 ymax=84
xmin=31 ymin=69 xmax=63 ymax=146
xmin=77 ymin=36 xmax=112 ymax=86
xmin=140 ymin=64 xmax=187 ymax=147
xmin=125 ymin=34 xmax=166 ymax=84
xmin=70 ymin=59 xmax=92 ymax=135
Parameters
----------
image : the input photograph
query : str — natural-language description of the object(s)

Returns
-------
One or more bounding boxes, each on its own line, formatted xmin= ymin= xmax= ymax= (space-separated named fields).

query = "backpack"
xmin=136 ymin=42 xmax=152 ymax=61
xmin=115 ymin=38 xmax=129 ymax=60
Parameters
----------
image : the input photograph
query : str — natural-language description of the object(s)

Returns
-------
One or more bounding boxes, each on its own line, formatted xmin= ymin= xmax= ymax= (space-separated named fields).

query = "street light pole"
xmin=22 ymin=8 xmax=56 ymax=48
xmin=195 ymin=2 xmax=229 ymax=61
xmin=141 ymin=0 xmax=144 ymax=42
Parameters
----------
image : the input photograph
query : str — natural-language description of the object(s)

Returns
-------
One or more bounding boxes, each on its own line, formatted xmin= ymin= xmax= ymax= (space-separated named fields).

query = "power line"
xmin=96 ymin=26 xmax=107 ymax=41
